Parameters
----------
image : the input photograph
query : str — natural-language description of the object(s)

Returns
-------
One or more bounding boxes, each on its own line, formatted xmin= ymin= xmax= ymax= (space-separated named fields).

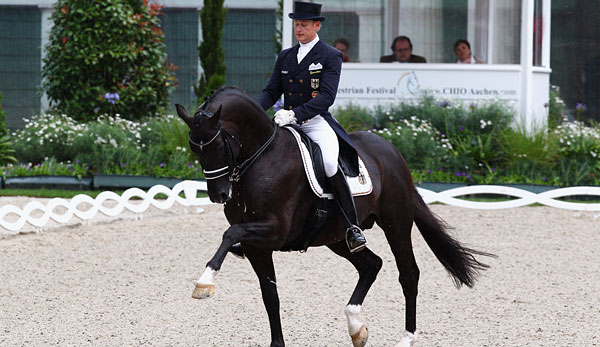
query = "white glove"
xmin=274 ymin=109 xmax=297 ymax=127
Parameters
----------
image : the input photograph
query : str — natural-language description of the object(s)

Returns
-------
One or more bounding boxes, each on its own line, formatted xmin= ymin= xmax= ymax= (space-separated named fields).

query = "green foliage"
xmin=2 ymin=158 xmax=87 ymax=178
xmin=0 ymin=91 xmax=7 ymax=137
xmin=195 ymin=0 xmax=227 ymax=102
xmin=335 ymin=103 xmax=376 ymax=132
xmin=273 ymin=0 xmax=283 ymax=54
xmin=372 ymin=117 xmax=450 ymax=171
xmin=8 ymin=113 xmax=202 ymax=179
xmin=551 ymin=121 xmax=600 ymax=185
xmin=333 ymin=99 xmax=600 ymax=186
xmin=13 ymin=114 xmax=82 ymax=163
xmin=41 ymin=0 xmax=177 ymax=121
xmin=4 ymin=98 xmax=600 ymax=187
xmin=0 ymin=92 xmax=14 ymax=165
xmin=497 ymin=124 xmax=559 ymax=181
xmin=0 ymin=136 xmax=17 ymax=165
xmin=548 ymin=85 xmax=565 ymax=129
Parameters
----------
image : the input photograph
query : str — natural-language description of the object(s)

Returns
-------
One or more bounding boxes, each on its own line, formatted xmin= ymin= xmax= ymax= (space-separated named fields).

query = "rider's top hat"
xmin=288 ymin=1 xmax=326 ymax=22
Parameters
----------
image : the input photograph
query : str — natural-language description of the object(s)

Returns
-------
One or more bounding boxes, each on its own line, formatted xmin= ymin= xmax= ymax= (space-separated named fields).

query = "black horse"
xmin=176 ymin=86 xmax=492 ymax=347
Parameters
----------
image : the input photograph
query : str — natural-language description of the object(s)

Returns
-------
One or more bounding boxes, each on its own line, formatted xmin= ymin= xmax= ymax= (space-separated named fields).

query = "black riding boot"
xmin=329 ymin=170 xmax=368 ymax=253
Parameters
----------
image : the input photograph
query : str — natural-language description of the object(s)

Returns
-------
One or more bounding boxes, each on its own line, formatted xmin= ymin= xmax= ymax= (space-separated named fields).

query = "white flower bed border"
xmin=1 ymin=181 xmax=599 ymax=233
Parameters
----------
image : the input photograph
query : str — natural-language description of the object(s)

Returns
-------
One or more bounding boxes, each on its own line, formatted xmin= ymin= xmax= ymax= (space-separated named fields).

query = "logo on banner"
xmin=397 ymin=71 xmax=421 ymax=96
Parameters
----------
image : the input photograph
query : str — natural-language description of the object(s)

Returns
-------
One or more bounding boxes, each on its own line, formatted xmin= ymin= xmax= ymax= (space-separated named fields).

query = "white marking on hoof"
xmin=395 ymin=330 xmax=417 ymax=347
xmin=350 ymin=324 xmax=368 ymax=347
xmin=345 ymin=304 xmax=363 ymax=336
xmin=192 ymin=267 xmax=218 ymax=299
xmin=346 ymin=304 xmax=368 ymax=346
xmin=196 ymin=266 xmax=217 ymax=285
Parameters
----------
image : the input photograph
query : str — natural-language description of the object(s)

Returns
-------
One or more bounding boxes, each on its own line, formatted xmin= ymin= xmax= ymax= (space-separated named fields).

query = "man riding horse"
xmin=256 ymin=1 xmax=367 ymax=253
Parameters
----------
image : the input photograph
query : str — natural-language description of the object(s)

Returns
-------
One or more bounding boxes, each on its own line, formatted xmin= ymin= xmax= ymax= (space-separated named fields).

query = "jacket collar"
xmin=292 ymin=40 xmax=323 ymax=77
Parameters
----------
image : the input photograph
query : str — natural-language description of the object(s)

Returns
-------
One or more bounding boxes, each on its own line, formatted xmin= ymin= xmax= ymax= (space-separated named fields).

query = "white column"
xmin=39 ymin=5 xmax=53 ymax=114
xmin=541 ymin=0 xmax=551 ymax=68
xmin=487 ymin=0 xmax=494 ymax=64
xmin=282 ymin=0 xmax=293 ymax=50
xmin=520 ymin=0 xmax=535 ymax=132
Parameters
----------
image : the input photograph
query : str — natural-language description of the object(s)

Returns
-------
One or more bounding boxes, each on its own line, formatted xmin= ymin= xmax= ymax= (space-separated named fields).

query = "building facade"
xmin=0 ymin=0 xmax=597 ymax=129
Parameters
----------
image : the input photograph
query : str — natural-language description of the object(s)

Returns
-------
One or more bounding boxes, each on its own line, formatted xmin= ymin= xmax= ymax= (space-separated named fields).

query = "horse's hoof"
xmin=350 ymin=324 xmax=368 ymax=347
xmin=192 ymin=283 xmax=214 ymax=299
xmin=395 ymin=330 xmax=417 ymax=347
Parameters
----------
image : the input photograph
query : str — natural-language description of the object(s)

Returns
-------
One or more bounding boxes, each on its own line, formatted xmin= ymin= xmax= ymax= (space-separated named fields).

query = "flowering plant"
xmin=8 ymin=113 xmax=202 ymax=179
xmin=41 ymin=0 xmax=177 ymax=121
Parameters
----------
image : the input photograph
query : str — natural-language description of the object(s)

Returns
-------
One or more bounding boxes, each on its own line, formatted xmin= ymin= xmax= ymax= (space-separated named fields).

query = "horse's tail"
xmin=412 ymin=187 xmax=495 ymax=288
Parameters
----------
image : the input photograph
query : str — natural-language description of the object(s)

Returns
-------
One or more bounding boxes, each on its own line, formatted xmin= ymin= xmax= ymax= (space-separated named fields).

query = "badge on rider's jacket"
xmin=311 ymin=78 xmax=319 ymax=89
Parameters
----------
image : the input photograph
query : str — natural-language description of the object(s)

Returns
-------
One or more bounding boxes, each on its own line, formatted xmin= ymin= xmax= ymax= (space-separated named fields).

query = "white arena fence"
xmin=1 ymin=181 xmax=599 ymax=233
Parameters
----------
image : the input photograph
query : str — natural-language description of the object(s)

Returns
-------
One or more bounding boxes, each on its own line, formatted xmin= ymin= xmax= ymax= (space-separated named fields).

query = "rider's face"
xmin=294 ymin=20 xmax=320 ymax=44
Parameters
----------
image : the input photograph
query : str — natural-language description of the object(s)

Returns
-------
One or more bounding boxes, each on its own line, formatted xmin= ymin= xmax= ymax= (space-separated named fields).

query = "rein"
xmin=230 ymin=122 xmax=277 ymax=182
xmin=188 ymin=119 xmax=278 ymax=183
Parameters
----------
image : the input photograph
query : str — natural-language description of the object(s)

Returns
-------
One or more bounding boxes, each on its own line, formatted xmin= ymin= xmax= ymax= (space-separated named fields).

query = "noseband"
xmin=188 ymin=110 xmax=277 ymax=183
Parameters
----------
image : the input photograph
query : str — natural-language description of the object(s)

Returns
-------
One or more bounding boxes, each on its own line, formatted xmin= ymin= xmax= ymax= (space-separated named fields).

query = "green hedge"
xmin=335 ymin=98 xmax=600 ymax=186
xmin=3 ymin=98 xmax=599 ymax=186
xmin=6 ymin=113 xmax=200 ymax=179
xmin=41 ymin=0 xmax=176 ymax=121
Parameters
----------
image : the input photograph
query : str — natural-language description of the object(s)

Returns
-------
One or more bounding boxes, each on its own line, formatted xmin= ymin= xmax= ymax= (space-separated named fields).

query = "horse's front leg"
xmin=192 ymin=221 xmax=278 ymax=299
xmin=244 ymin=247 xmax=285 ymax=347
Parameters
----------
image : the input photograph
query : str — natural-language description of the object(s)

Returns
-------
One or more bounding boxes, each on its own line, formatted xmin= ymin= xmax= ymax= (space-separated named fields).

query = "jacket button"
xmin=288 ymin=92 xmax=292 ymax=96
xmin=289 ymin=79 xmax=293 ymax=83
xmin=299 ymin=93 xmax=303 ymax=96
xmin=288 ymin=106 xmax=292 ymax=110
xmin=299 ymin=79 xmax=303 ymax=83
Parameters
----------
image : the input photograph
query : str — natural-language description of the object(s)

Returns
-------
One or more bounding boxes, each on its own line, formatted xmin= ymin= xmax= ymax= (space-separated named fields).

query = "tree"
xmin=41 ymin=0 xmax=177 ymax=121
xmin=194 ymin=0 xmax=227 ymax=103
xmin=0 ymin=90 xmax=6 ymax=137
xmin=0 ymin=91 xmax=16 ymax=164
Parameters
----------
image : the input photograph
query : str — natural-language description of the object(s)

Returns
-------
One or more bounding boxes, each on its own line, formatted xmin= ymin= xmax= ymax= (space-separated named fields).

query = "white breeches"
xmin=299 ymin=115 xmax=339 ymax=178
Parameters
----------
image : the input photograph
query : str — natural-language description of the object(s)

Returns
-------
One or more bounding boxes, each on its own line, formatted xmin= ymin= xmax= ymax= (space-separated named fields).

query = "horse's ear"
xmin=212 ymin=104 xmax=223 ymax=121
xmin=175 ymin=104 xmax=194 ymax=129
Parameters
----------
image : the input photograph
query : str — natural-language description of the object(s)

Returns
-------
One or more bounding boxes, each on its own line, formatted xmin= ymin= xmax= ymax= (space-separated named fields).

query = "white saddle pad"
xmin=284 ymin=127 xmax=373 ymax=199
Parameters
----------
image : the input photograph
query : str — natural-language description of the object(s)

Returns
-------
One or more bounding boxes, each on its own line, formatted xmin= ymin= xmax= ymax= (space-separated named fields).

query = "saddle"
xmin=281 ymin=125 xmax=373 ymax=252
xmin=284 ymin=125 xmax=373 ymax=199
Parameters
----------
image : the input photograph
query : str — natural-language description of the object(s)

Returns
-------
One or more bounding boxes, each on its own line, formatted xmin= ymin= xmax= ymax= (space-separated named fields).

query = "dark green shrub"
xmin=195 ymin=0 xmax=227 ymax=102
xmin=0 ymin=90 xmax=7 ymax=137
xmin=10 ymin=113 xmax=202 ymax=178
xmin=0 ymin=91 xmax=15 ymax=165
xmin=334 ymin=104 xmax=375 ymax=132
xmin=548 ymin=85 xmax=565 ymax=129
xmin=41 ymin=0 xmax=177 ymax=121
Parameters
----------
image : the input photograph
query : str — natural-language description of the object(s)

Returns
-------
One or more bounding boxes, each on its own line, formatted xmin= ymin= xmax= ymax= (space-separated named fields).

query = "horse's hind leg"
xmin=378 ymin=216 xmax=419 ymax=346
xmin=327 ymin=241 xmax=383 ymax=347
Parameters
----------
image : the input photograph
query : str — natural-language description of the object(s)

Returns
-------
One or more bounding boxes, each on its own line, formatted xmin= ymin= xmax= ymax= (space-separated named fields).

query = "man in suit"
xmin=380 ymin=36 xmax=427 ymax=63
xmin=257 ymin=1 xmax=367 ymax=253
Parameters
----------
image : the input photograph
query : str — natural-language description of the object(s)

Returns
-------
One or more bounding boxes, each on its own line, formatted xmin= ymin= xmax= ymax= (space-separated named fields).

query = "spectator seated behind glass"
xmin=454 ymin=39 xmax=485 ymax=64
xmin=380 ymin=36 xmax=426 ymax=63
xmin=333 ymin=37 xmax=354 ymax=62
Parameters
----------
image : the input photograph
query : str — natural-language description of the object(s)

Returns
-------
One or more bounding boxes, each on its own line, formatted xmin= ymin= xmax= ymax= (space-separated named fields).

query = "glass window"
xmin=319 ymin=0 xmax=521 ymax=64
xmin=0 ymin=6 xmax=41 ymax=128
xmin=319 ymin=0 xmax=386 ymax=63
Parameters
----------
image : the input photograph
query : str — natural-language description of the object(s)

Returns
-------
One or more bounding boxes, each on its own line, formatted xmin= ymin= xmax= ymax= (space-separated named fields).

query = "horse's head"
xmin=176 ymin=103 xmax=241 ymax=204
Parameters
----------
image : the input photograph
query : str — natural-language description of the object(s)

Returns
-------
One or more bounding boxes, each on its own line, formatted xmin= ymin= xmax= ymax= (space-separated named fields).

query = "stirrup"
xmin=346 ymin=225 xmax=368 ymax=253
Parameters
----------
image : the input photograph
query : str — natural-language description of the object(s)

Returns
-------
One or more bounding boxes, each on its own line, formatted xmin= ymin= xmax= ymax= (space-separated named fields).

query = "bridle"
xmin=188 ymin=109 xmax=278 ymax=183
